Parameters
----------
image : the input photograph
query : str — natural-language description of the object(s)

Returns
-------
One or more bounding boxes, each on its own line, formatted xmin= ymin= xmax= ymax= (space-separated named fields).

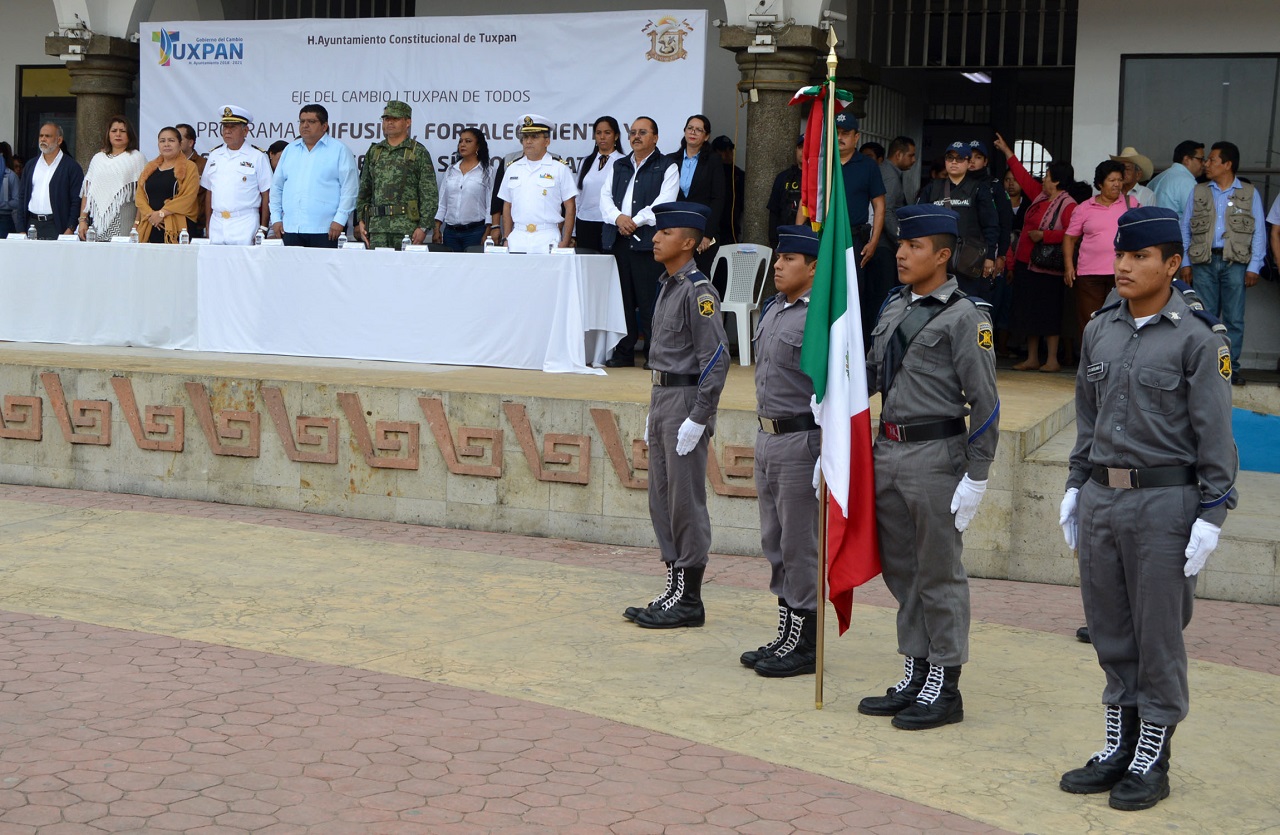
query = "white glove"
xmin=675 ymin=418 xmax=705 ymax=456
xmin=812 ymin=458 xmax=822 ymax=498
xmin=1059 ymin=488 xmax=1079 ymax=550
xmin=810 ymin=394 xmax=822 ymax=426
xmin=1183 ymin=518 xmax=1221 ymax=577
xmin=643 ymin=414 xmax=649 ymax=445
xmin=949 ymin=475 xmax=988 ymax=532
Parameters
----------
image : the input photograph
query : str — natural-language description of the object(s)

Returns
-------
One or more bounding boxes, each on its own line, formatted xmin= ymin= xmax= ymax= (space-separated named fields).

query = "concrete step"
xmin=1020 ymin=420 xmax=1279 ymax=604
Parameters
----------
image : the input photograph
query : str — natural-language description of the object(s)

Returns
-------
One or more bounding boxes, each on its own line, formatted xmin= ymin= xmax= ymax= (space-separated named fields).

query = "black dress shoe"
xmin=604 ymin=356 xmax=634 ymax=368
xmin=1076 ymin=625 xmax=1091 ymax=643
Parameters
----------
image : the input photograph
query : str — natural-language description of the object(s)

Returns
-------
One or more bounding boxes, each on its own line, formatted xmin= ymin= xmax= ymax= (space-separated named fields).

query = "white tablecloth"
xmin=0 ymin=241 xmax=625 ymax=374
xmin=0 ymin=239 xmax=200 ymax=349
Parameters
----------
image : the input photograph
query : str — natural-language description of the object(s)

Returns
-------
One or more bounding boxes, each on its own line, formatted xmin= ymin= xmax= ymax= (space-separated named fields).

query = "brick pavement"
xmin=1 ymin=485 xmax=1278 ymax=833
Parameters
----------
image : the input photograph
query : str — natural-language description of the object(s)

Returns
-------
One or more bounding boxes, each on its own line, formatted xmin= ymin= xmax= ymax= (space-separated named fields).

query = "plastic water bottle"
xmin=86 ymin=227 xmax=97 ymax=243
xmin=26 ymin=224 xmax=36 ymax=240
xmin=129 ymin=227 xmax=139 ymax=244
xmin=254 ymin=229 xmax=265 ymax=246
xmin=337 ymin=232 xmax=348 ymax=248
xmin=483 ymin=236 xmax=494 ymax=253
xmin=401 ymin=234 xmax=411 ymax=250
xmin=178 ymin=228 xmax=189 ymax=245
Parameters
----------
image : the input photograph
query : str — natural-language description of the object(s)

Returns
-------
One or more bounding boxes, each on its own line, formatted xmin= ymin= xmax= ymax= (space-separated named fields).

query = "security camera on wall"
xmin=720 ymin=0 xmax=831 ymax=27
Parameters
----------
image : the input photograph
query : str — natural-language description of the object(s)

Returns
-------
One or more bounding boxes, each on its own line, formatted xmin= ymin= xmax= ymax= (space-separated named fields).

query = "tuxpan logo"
xmin=152 ymin=29 xmax=245 ymax=66
xmin=642 ymin=16 xmax=693 ymax=62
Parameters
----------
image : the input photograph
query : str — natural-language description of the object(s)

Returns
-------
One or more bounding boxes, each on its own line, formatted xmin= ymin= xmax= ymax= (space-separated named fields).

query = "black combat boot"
xmin=754 ymin=608 xmax=817 ymax=677
xmin=858 ymin=656 xmax=928 ymax=716
xmin=740 ymin=598 xmax=790 ymax=668
xmin=1108 ymin=720 xmax=1175 ymax=811
xmin=891 ymin=664 xmax=964 ymax=729
xmin=635 ymin=566 xmax=705 ymax=628
xmin=623 ymin=562 xmax=675 ymax=622
xmin=1060 ymin=704 xmax=1140 ymax=793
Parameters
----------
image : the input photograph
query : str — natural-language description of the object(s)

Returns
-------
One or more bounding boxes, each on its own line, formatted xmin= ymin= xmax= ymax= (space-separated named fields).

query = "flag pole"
xmin=815 ymin=23 xmax=840 ymax=712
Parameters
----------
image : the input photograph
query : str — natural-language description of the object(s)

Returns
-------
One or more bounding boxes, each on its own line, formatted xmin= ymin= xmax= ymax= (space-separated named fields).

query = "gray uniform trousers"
xmin=754 ymin=429 xmax=820 ymax=611
xmin=874 ymin=432 xmax=970 ymax=667
xmin=648 ymin=386 xmax=711 ymax=569
xmin=1079 ymin=480 xmax=1198 ymax=725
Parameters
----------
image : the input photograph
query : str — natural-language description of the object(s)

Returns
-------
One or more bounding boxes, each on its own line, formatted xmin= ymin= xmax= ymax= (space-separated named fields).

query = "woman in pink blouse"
xmin=1063 ymin=160 xmax=1137 ymax=346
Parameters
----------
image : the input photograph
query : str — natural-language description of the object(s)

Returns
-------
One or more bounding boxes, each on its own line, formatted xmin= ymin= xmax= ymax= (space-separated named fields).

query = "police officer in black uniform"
xmin=857 ymin=204 xmax=1000 ymax=730
xmin=623 ymin=201 xmax=729 ymax=629
xmin=1059 ymin=206 xmax=1237 ymax=811
xmin=739 ymin=225 xmax=822 ymax=677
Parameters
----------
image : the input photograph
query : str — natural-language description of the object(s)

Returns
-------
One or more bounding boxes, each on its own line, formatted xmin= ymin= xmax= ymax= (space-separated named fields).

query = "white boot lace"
xmin=1089 ymin=704 xmax=1123 ymax=762
xmin=891 ymin=656 xmax=916 ymax=693
xmin=659 ymin=568 xmax=685 ymax=611
xmin=916 ymin=663 xmax=945 ymax=704
xmin=649 ymin=564 xmax=675 ymax=606
xmin=772 ymin=612 xmax=804 ymax=657
xmin=1128 ymin=721 xmax=1167 ymax=774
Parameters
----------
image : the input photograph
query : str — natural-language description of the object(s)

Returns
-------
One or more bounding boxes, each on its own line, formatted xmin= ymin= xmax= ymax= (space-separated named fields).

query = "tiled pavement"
xmin=1 ymin=484 xmax=1278 ymax=834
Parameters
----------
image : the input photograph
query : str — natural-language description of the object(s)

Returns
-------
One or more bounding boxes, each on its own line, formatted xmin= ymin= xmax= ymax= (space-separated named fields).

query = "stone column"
xmin=718 ymin=25 xmax=827 ymax=248
xmin=45 ymin=34 xmax=139 ymax=171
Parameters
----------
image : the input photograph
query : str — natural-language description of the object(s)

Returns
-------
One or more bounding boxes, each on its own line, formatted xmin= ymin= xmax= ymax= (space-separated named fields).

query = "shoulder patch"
xmin=697 ymin=294 xmax=716 ymax=318
xmin=1218 ymin=345 xmax=1231 ymax=381
xmin=977 ymin=322 xmax=994 ymax=351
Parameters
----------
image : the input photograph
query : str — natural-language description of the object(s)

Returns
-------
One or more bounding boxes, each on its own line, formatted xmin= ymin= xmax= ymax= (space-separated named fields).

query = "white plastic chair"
xmin=711 ymin=243 xmax=772 ymax=366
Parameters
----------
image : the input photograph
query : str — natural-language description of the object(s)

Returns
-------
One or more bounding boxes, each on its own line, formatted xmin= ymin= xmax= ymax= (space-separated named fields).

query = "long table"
xmin=0 ymin=240 xmax=626 ymax=374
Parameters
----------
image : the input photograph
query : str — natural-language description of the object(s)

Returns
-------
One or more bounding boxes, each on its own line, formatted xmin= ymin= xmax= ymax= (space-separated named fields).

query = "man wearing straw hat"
xmin=1110 ymin=147 xmax=1156 ymax=207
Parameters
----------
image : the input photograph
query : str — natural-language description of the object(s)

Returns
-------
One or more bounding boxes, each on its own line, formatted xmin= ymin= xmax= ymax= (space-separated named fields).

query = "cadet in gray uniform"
xmin=623 ymin=201 xmax=729 ymax=630
xmin=740 ymin=225 xmax=821 ymax=677
xmin=858 ymin=204 xmax=1000 ymax=730
xmin=1059 ymin=206 xmax=1237 ymax=812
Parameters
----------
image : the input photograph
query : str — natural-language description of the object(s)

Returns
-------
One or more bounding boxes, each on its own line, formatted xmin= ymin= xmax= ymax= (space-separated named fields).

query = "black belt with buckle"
xmin=446 ymin=220 xmax=485 ymax=232
xmin=1090 ymin=465 xmax=1197 ymax=490
xmin=879 ymin=417 xmax=966 ymax=443
xmin=651 ymin=370 xmax=698 ymax=387
xmin=32 ymin=214 xmax=53 ymax=221
xmin=369 ymin=205 xmax=413 ymax=218
xmin=758 ymin=414 xmax=819 ymax=435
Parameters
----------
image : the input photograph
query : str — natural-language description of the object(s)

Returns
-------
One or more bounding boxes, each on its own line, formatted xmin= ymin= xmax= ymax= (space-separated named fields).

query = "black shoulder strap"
xmin=884 ymin=294 xmax=958 ymax=393
xmin=1090 ymin=299 xmax=1123 ymax=319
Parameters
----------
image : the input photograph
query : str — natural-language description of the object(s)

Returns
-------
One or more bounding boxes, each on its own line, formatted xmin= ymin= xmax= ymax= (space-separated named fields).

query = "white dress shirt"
xmin=435 ymin=158 xmax=499 ymax=226
xmin=28 ymin=151 xmax=63 ymax=215
xmin=599 ymin=150 xmax=679 ymax=228
xmin=576 ymin=152 xmax=619 ymax=222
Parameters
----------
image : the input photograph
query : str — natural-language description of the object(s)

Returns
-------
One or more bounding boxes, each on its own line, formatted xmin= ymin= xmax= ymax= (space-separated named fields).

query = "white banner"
xmin=140 ymin=11 xmax=707 ymax=173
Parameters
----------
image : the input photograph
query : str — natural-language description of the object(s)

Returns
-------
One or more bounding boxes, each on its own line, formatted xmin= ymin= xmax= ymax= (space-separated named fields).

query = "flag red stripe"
xmin=826 ymin=409 xmax=881 ymax=634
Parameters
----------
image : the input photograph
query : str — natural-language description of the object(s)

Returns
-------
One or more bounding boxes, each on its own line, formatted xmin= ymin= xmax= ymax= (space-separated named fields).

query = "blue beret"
xmin=776 ymin=225 xmax=819 ymax=257
xmin=945 ymin=141 xmax=971 ymax=158
xmin=834 ymin=111 xmax=859 ymax=131
xmin=897 ymin=205 xmax=960 ymax=239
xmin=653 ymin=201 xmax=710 ymax=232
xmin=968 ymin=140 xmax=989 ymax=157
xmin=1114 ymin=206 xmax=1182 ymax=251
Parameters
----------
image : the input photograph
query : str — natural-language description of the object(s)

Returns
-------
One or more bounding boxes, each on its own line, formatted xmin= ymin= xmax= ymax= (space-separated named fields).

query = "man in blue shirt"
xmin=1148 ymin=140 xmax=1204 ymax=221
xmin=270 ymin=105 xmax=359 ymax=248
xmin=1178 ymin=140 xmax=1265 ymax=385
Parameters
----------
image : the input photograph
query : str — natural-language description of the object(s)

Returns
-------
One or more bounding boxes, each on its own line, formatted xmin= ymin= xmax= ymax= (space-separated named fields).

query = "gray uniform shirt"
xmin=866 ymin=278 xmax=1000 ymax=479
xmin=1066 ymin=290 xmax=1238 ymax=525
xmin=878 ymin=159 xmax=906 ymax=238
xmin=649 ymin=258 xmax=729 ymax=427
xmin=753 ymin=292 xmax=814 ymax=417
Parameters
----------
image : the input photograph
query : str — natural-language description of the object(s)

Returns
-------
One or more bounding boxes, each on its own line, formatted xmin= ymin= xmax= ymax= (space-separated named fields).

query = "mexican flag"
xmin=799 ymin=101 xmax=882 ymax=635
xmin=789 ymin=84 xmax=852 ymax=226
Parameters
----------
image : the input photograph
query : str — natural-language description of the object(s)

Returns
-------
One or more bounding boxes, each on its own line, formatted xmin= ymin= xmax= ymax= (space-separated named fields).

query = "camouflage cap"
xmin=382 ymin=100 xmax=412 ymax=119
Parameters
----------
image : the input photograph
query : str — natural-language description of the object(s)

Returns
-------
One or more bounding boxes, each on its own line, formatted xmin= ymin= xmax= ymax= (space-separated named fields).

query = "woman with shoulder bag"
xmin=994 ymin=133 xmax=1077 ymax=371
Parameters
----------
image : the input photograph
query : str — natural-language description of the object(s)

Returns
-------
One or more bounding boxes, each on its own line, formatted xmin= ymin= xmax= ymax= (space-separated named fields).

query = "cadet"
xmin=355 ymin=100 xmax=437 ymax=251
xmin=739 ymin=225 xmax=821 ymax=677
xmin=1059 ymin=206 xmax=1237 ymax=811
xmin=200 ymin=105 xmax=271 ymax=245
xmin=623 ymin=201 xmax=729 ymax=630
xmin=858 ymin=204 xmax=999 ymax=730
xmin=497 ymin=114 xmax=577 ymax=252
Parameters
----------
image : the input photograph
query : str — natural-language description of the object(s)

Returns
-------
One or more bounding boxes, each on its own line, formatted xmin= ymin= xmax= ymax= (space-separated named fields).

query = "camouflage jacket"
xmin=356 ymin=138 xmax=439 ymax=227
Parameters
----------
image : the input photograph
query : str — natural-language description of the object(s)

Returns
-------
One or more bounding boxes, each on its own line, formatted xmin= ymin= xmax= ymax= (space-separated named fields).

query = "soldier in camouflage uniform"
xmin=355 ymin=100 xmax=438 ymax=250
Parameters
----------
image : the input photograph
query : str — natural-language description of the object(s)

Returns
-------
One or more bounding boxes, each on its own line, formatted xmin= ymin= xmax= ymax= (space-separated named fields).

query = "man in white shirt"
xmin=201 ymin=106 xmax=272 ymax=245
xmin=15 ymin=123 xmax=84 ymax=239
xmin=599 ymin=116 xmax=680 ymax=368
xmin=498 ymin=114 xmax=577 ymax=253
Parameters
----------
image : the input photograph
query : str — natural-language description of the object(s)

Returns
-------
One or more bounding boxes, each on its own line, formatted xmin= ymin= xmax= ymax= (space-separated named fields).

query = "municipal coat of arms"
xmin=643 ymin=16 xmax=693 ymax=62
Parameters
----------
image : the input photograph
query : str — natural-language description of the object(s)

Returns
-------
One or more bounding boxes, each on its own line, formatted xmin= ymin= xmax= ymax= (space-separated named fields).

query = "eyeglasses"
xmin=685 ymin=126 xmax=707 ymax=134
xmin=299 ymin=118 xmax=322 ymax=126
xmin=944 ymin=154 xmax=965 ymax=162
xmin=629 ymin=129 xmax=652 ymax=137
xmin=1191 ymin=156 xmax=1206 ymax=162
